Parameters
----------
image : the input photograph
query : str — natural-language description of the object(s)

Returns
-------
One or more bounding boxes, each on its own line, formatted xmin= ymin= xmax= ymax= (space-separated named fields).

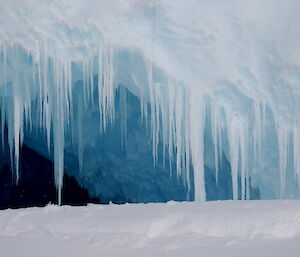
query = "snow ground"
xmin=0 ymin=200 xmax=300 ymax=257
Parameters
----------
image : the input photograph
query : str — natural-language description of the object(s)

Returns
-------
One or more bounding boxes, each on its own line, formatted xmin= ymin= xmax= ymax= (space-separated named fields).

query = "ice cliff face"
xmin=0 ymin=0 xmax=300 ymax=203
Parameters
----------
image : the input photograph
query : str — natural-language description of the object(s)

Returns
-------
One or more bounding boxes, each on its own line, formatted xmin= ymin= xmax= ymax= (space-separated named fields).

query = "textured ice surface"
xmin=0 ymin=0 xmax=300 ymax=202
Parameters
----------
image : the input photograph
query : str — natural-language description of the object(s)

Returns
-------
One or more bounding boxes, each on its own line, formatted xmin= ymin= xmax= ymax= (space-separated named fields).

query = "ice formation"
xmin=1 ymin=0 xmax=300 ymax=203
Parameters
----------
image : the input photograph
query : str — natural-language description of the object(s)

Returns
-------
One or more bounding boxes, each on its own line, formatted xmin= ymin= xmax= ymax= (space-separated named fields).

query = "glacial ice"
xmin=0 ymin=0 xmax=300 ymax=203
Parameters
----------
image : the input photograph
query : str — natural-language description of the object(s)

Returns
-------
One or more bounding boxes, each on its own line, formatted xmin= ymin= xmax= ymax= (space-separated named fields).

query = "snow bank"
xmin=1 ymin=200 xmax=300 ymax=257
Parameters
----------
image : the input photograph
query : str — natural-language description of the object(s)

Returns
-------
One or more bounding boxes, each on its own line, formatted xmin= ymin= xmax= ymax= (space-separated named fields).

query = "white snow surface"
xmin=1 ymin=200 xmax=300 ymax=257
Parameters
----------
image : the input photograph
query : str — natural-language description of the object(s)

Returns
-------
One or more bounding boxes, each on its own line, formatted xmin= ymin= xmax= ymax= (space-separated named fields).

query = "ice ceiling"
xmin=1 ymin=0 xmax=300 ymax=204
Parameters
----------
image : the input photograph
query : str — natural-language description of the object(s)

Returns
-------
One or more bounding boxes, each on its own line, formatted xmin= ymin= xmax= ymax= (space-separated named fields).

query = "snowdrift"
xmin=1 ymin=200 xmax=300 ymax=256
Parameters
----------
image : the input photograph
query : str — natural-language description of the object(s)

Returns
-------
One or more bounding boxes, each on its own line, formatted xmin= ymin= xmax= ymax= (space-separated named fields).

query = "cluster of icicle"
xmin=0 ymin=42 xmax=300 ymax=204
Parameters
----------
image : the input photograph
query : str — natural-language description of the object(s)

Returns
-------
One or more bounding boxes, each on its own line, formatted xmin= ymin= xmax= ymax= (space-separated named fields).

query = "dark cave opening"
xmin=0 ymin=145 xmax=100 ymax=209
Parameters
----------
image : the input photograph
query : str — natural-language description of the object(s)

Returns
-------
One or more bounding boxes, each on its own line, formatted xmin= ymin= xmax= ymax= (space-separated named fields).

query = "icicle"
xmin=175 ymin=85 xmax=183 ymax=179
xmin=1 ymin=95 xmax=6 ymax=151
xmin=1 ymin=43 xmax=7 ymax=151
xmin=189 ymin=89 xmax=206 ymax=202
xmin=98 ymin=46 xmax=116 ymax=133
xmin=158 ymin=83 xmax=167 ymax=168
xmin=139 ymin=77 xmax=149 ymax=128
xmin=41 ymin=43 xmax=52 ymax=153
xmin=294 ymin=126 xmax=300 ymax=185
xmin=146 ymin=58 xmax=158 ymax=165
xmin=154 ymin=83 xmax=160 ymax=164
xmin=11 ymin=45 xmax=24 ymax=183
xmin=7 ymin=98 xmax=15 ymax=179
xmin=253 ymin=101 xmax=263 ymax=170
xmin=227 ymin=116 xmax=241 ymax=200
xmin=106 ymin=46 xmax=117 ymax=125
xmin=226 ymin=113 xmax=251 ymax=200
xmin=184 ymin=89 xmax=191 ymax=199
xmin=239 ymin=124 xmax=248 ymax=200
xmin=211 ymin=102 xmax=221 ymax=185
xmin=98 ymin=46 xmax=104 ymax=133
xmin=53 ymin=58 xmax=64 ymax=205
xmin=13 ymin=91 xmax=22 ymax=183
xmin=63 ymin=62 xmax=70 ymax=127
xmin=51 ymin=53 xmax=74 ymax=205
xmin=89 ymin=57 xmax=94 ymax=107
xmin=120 ymin=87 xmax=128 ymax=150
xmin=167 ymin=80 xmax=175 ymax=175
xmin=77 ymin=90 xmax=84 ymax=177
xmin=278 ymin=126 xmax=289 ymax=199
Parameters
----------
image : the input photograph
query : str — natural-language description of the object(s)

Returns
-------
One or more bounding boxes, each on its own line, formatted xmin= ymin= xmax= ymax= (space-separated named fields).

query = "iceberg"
xmin=0 ymin=0 xmax=300 ymax=203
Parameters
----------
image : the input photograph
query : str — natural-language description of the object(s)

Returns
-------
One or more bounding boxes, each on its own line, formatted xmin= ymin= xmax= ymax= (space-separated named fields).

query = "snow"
xmin=1 ymin=0 xmax=300 ymax=202
xmin=1 ymin=200 xmax=300 ymax=257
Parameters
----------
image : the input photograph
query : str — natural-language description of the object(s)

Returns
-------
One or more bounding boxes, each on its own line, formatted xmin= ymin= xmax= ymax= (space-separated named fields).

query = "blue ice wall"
xmin=1 ymin=0 xmax=299 ymax=203
xmin=23 ymin=82 xmax=259 ymax=203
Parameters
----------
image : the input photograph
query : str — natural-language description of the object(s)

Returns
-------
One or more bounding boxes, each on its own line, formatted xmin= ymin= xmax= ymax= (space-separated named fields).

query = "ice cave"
xmin=0 ymin=0 xmax=300 ymax=206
